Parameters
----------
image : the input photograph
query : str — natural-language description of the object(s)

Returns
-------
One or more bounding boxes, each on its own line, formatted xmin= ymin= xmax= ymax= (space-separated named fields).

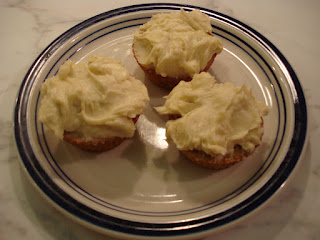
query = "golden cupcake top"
xmin=38 ymin=54 xmax=149 ymax=140
xmin=133 ymin=9 xmax=223 ymax=78
xmin=155 ymin=72 xmax=269 ymax=156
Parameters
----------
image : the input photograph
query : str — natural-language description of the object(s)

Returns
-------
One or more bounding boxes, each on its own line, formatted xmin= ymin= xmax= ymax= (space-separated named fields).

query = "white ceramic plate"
xmin=14 ymin=3 xmax=308 ymax=240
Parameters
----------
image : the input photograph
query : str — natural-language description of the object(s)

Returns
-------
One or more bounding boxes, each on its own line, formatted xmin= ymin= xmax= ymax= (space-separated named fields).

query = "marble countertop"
xmin=1 ymin=0 xmax=319 ymax=239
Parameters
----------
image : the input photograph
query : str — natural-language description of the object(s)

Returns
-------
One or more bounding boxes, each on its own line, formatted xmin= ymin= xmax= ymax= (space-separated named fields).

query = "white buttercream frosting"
xmin=155 ymin=72 xmax=269 ymax=156
xmin=133 ymin=9 xmax=223 ymax=78
xmin=39 ymin=55 xmax=149 ymax=140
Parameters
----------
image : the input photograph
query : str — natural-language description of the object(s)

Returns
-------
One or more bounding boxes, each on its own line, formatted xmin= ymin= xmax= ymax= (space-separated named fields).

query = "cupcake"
xmin=38 ymin=54 xmax=149 ymax=151
xmin=133 ymin=9 xmax=223 ymax=89
xmin=155 ymin=72 xmax=269 ymax=169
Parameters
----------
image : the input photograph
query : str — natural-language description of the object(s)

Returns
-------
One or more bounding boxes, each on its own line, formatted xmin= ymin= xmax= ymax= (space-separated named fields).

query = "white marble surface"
xmin=1 ymin=0 xmax=319 ymax=239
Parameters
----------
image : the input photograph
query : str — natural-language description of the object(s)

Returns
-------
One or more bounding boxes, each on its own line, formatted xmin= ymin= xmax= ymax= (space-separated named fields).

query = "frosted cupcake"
xmin=39 ymin=55 xmax=149 ymax=151
xmin=156 ymin=72 xmax=269 ymax=169
xmin=133 ymin=9 xmax=223 ymax=89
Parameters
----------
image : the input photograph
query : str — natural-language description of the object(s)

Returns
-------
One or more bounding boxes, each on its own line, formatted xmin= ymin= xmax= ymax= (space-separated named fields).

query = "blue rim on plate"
xmin=14 ymin=3 xmax=307 ymax=239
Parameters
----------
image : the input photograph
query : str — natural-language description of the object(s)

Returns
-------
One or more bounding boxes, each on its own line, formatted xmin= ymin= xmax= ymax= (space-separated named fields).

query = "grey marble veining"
xmin=1 ymin=0 xmax=319 ymax=239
